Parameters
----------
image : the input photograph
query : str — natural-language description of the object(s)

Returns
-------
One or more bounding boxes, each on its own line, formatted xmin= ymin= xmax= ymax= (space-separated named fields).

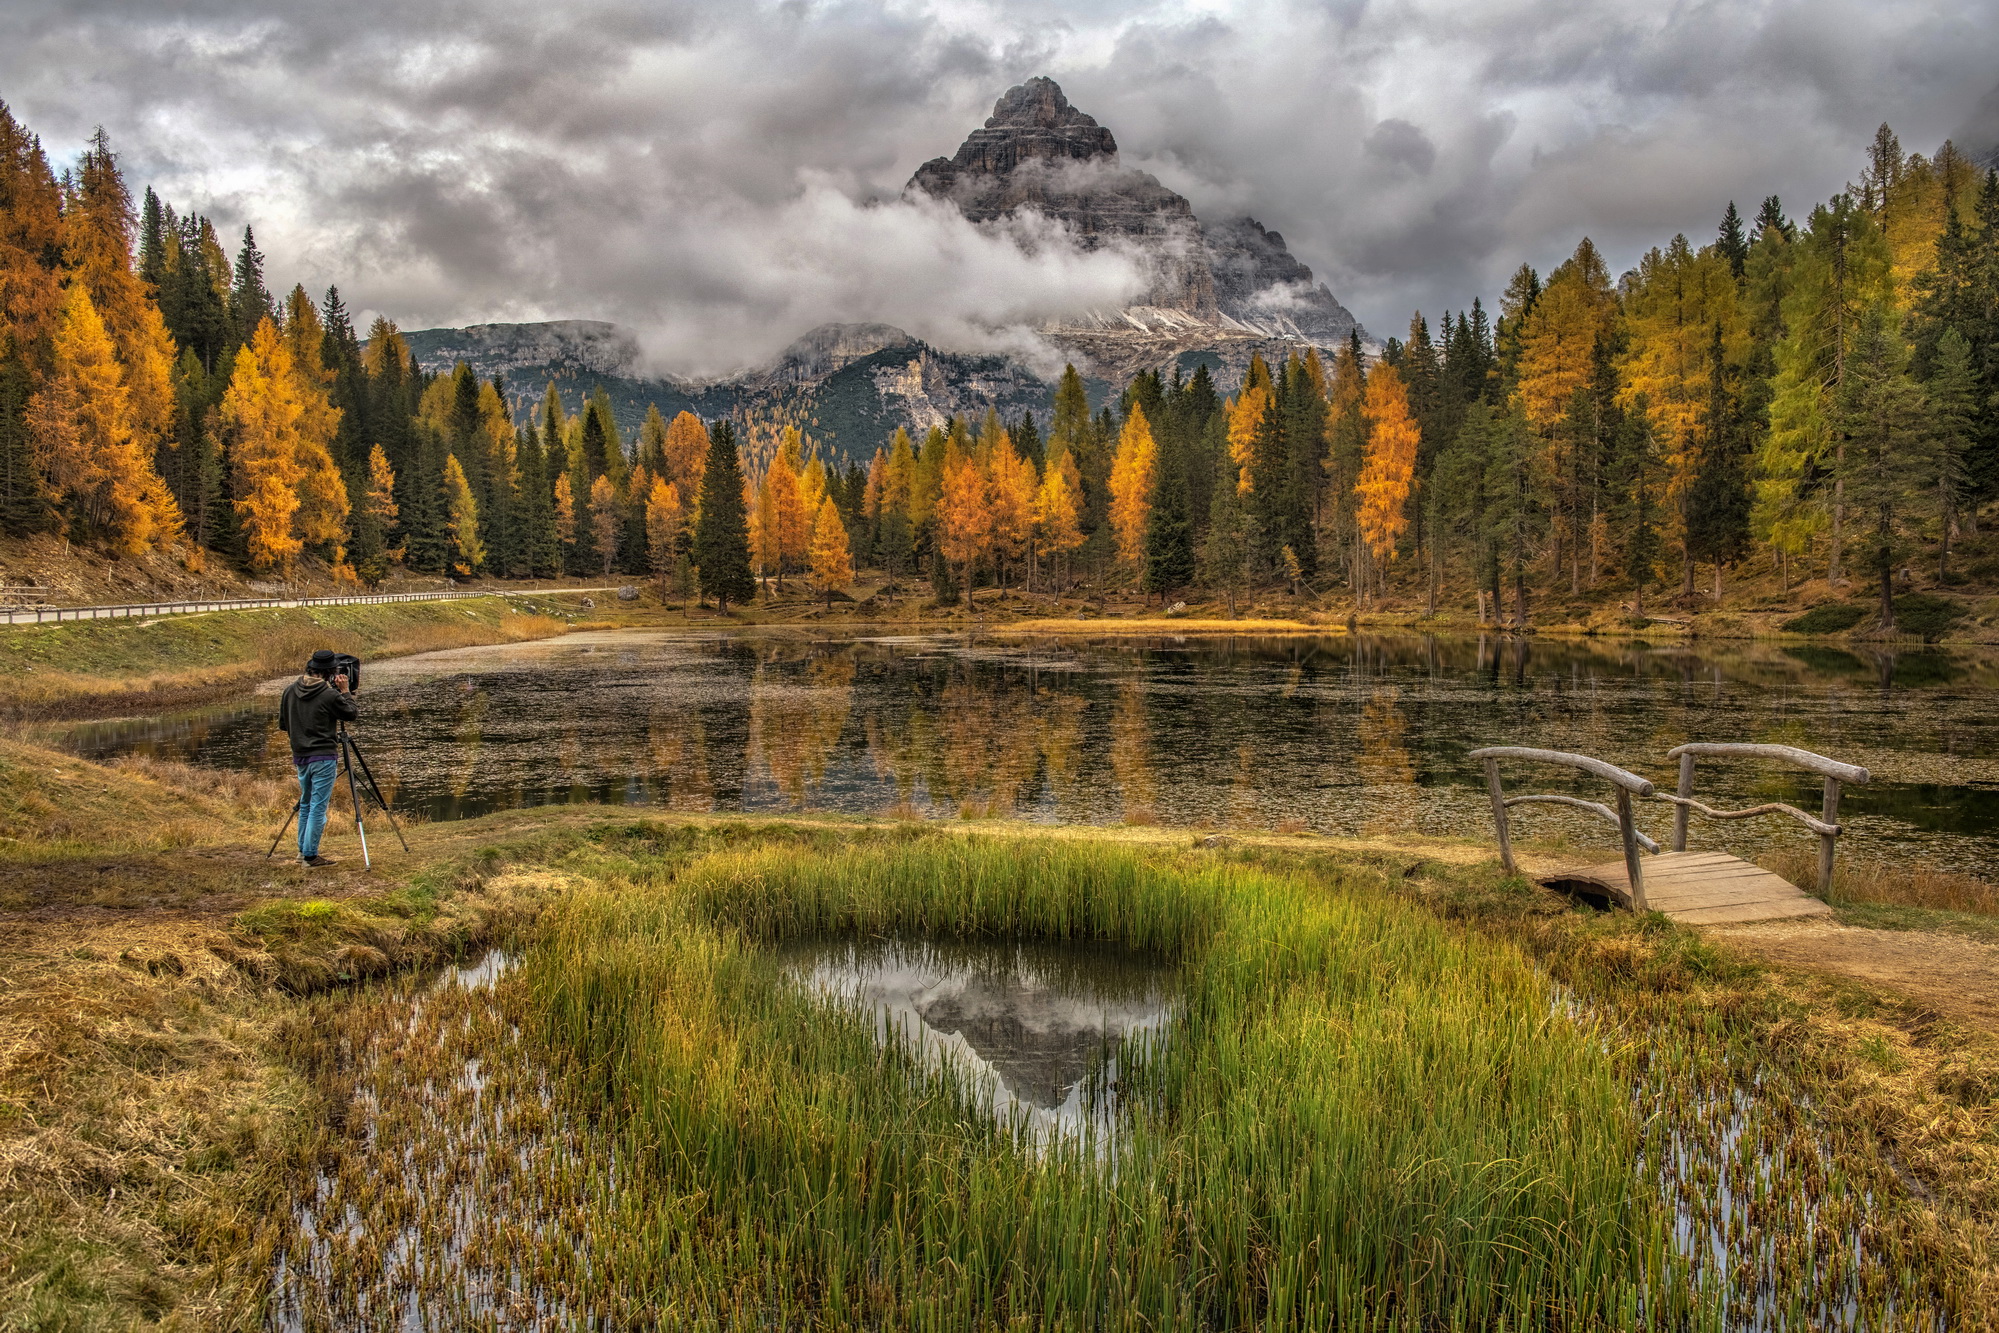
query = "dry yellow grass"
xmin=1763 ymin=846 xmax=1999 ymax=917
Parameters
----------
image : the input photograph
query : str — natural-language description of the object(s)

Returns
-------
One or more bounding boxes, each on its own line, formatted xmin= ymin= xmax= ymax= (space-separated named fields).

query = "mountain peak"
xmin=909 ymin=77 xmax=1363 ymax=350
xmin=986 ymin=77 xmax=1109 ymax=137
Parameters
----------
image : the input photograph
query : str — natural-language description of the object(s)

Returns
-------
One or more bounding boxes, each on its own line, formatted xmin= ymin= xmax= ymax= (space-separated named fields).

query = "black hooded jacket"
xmin=278 ymin=676 xmax=358 ymax=761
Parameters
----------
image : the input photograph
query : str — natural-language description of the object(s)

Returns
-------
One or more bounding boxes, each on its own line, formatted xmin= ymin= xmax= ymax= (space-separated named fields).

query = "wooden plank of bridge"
xmin=1537 ymin=850 xmax=1833 ymax=925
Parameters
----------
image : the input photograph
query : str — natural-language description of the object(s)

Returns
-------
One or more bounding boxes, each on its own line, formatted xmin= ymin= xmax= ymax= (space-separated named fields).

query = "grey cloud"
xmin=3 ymin=0 xmax=1997 ymax=368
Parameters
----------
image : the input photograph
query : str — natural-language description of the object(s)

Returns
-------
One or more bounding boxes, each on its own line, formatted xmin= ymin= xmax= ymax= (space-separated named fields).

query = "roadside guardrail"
xmin=0 ymin=585 xmax=620 ymax=627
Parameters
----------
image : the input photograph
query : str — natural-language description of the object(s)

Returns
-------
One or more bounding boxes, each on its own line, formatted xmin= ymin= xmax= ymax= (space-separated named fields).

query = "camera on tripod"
xmin=320 ymin=651 xmax=362 ymax=691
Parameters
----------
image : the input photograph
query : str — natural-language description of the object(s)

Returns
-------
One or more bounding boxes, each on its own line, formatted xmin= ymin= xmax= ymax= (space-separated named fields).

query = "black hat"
xmin=308 ymin=649 xmax=338 ymax=674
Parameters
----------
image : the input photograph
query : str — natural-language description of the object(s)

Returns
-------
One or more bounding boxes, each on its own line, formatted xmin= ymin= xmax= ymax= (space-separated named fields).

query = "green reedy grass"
xmin=531 ymin=837 xmax=1667 ymax=1329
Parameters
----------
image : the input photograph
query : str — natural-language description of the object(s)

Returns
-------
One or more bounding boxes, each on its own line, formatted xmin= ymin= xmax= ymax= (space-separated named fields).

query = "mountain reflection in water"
xmin=781 ymin=938 xmax=1173 ymax=1147
xmin=49 ymin=628 xmax=1999 ymax=876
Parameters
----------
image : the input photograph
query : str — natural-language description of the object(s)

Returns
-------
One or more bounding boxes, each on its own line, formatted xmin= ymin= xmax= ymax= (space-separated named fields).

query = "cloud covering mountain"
xmin=3 ymin=0 xmax=1995 ymax=377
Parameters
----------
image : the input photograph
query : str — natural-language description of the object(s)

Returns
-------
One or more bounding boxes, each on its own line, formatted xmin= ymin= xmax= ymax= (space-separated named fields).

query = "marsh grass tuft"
xmin=531 ymin=837 xmax=1661 ymax=1328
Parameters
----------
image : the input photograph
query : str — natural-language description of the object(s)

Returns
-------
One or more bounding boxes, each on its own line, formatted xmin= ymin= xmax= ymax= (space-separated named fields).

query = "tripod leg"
xmin=266 ymin=801 xmax=300 ymax=860
xmin=345 ymin=734 xmax=411 ymax=852
xmin=342 ymin=737 xmax=371 ymax=870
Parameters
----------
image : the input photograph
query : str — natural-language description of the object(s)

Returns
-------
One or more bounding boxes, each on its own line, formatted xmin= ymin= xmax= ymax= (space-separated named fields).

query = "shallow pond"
xmin=50 ymin=628 xmax=1999 ymax=874
xmin=779 ymin=938 xmax=1174 ymax=1149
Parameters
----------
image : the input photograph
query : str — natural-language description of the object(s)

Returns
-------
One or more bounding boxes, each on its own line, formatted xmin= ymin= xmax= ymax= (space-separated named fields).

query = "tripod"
xmin=266 ymin=723 xmax=410 ymax=869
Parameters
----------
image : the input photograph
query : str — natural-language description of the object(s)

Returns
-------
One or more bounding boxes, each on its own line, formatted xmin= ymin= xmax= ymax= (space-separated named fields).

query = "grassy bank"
xmin=0 ymin=595 xmax=587 ymax=718
xmin=4 ymin=738 xmax=1995 ymax=1329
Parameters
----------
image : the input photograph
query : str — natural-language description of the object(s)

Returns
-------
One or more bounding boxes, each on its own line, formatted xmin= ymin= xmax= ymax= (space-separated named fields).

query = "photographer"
xmin=278 ymin=649 xmax=358 ymax=867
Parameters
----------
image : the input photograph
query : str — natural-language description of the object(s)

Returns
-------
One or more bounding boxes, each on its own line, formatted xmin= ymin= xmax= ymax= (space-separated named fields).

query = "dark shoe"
xmin=304 ymin=855 xmax=337 ymax=868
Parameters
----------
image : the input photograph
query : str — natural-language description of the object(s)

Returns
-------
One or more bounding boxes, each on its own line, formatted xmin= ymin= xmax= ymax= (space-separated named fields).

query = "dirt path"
xmin=1706 ymin=916 xmax=1999 ymax=1032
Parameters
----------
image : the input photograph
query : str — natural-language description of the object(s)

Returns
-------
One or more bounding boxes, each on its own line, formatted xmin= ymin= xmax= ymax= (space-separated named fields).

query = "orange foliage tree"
xmin=1356 ymin=363 xmax=1421 ymax=600
xmin=29 ymin=282 xmax=178 ymax=553
xmin=1034 ymin=451 xmax=1084 ymax=588
xmin=936 ymin=438 xmax=990 ymax=594
xmin=1108 ymin=402 xmax=1157 ymax=569
xmin=808 ymin=496 xmax=853 ymax=608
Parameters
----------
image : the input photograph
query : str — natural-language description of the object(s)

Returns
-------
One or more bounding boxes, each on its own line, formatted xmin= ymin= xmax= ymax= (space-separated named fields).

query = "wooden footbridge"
xmin=1467 ymin=743 xmax=1871 ymax=925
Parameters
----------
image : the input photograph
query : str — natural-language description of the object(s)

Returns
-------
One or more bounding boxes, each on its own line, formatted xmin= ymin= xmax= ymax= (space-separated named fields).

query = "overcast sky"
xmin=5 ymin=0 xmax=1998 ymax=377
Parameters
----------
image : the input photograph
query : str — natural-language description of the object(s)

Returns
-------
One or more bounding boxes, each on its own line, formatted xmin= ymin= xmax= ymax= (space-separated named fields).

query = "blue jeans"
xmin=296 ymin=757 xmax=338 ymax=859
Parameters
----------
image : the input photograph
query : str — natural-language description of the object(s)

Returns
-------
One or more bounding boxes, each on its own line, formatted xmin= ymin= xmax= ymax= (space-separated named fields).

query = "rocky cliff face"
xmin=909 ymin=76 xmax=1363 ymax=350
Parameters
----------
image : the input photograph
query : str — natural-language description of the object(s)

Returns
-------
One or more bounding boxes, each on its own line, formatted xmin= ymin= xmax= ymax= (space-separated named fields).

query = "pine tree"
xmin=693 ymin=421 xmax=754 ymax=610
xmin=1144 ymin=409 xmax=1194 ymax=598
xmin=352 ymin=444 xmax=399 ymax=586
xmin=1684 ymin=325 xmax=1753 ymax=600
xmin=1717 ymin=201 xmax=1750 ymax=279
xmin=0 ymin=342 xmax=53 ymax=535
xmin=1200 ymin=451 xmax=1252 ymax=617
xmin=230 ymin=226 xmax=272 ymax=348
xmin=1837 ymin=308 xmax=1936 ymax=628
xmin=1928 ymin=328 xmax=1976 ymax=577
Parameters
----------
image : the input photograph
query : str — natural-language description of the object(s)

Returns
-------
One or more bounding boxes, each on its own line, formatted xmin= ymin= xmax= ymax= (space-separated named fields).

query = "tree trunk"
xmin=1877 ymin=508 xmax=1895 ymax=631
xmin=1514 ymin=565 xmax=1529 ymax=627
xmin=1829 ymin=470 xmax=1845 ymax=584
xmin=1713 ymin=561 xmax=1723 ymax=604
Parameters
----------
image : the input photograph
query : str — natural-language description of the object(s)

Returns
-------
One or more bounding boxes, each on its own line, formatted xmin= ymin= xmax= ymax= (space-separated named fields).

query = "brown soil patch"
xmin=1707 ymin=916 xmax=1999 ymax=1032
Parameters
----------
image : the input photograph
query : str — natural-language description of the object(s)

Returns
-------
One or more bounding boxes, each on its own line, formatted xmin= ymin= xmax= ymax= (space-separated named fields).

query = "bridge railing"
xmin=1659 ymin=743 xmax=1871 ymax=894
xmin=1467 ymin=747 xmax=1658 ymax=909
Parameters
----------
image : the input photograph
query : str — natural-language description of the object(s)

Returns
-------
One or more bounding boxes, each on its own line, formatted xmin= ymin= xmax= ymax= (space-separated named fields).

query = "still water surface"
xmin=780 ymin=938 xmax=1174 ymax=1148
xmin=51 ymin=629 xmax=1999 ymax=874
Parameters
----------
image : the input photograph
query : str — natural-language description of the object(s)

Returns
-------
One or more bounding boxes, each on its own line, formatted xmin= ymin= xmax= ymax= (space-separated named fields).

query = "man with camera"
xmin=279 ymin=649 xmax=359 ymax=867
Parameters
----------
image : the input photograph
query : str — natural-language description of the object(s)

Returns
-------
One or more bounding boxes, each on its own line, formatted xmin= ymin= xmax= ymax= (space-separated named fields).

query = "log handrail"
xmin=1647 ymin=793 xmax=1839 ymax=837
xmin=1468 ymin=747 xmax=1654 ymax=909
xmin=1662 ymin=743 xmax=1870 ymax=894
xmin=1664 ymin=743 xmax=1870 ymax=787
xmin=1466 ymin=746 xmax=1655 ymax=795
xmin=1504 ymin=795 xmax=1662 ymax=853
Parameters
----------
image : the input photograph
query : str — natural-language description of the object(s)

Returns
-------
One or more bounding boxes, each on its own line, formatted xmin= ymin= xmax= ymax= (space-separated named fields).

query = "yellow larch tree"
xmin=1108 ymin=402 xmax=1157 ymax=569
xmin=443 ymin=454 xmax=484 ymax=575
xmin=646 ymin=476 xmax=684 ymax=589
xmin=936 ymin=437 xmax=990 ymax=591
xmin=223 ymin=319 xmax=347 ymax=570
xmin=808 ymin=496 xmax=853 ymax=608
xmin=863 ymin=447 xmax=887 ymax=519
xmin=588 ymin=473 xmax=618 ymax=576
xmin=220 ymin=321 xmax=305 ymax=571
xmin=883 ymin=427 xmax=916 ymax=516
xmin=68 ymin=132 xmax=176 ymax=460
xmin=986 ymin=434 xmax=1036 ymax=587
xmin=1619 ymin=234 xmax=1742 ymax=545
xmin=28 ymin=282 xmax=178 ymax=553
xmin=1225 ymin=356 xmax=1274 ymax=491
xmin=1356 ymin=362 xmax=1420 ymax=598
xmin=554 ymin=470 xmax=576 ymax=550
xmin=1515 ymin=238 xmax=1617 ymax=433
xmin=364 ymin=443 xmax=402 ymax=560
xmin=1034 ymin=452 xmax=1084 ymax=586
xmin=663 ymin=411 xmax=709 ymax=503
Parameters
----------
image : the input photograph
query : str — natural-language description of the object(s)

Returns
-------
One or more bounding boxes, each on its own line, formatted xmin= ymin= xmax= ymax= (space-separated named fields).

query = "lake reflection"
xmin=780 ymin=938 xmax=1173 ymax=1148
xmin=51 ymin=629 xmax=1999 ymax=875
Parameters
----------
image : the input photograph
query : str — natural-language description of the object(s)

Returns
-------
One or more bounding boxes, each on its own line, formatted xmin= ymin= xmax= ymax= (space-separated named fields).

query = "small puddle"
xmin=780 ymin=938 xmax=1175 ymax=1150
